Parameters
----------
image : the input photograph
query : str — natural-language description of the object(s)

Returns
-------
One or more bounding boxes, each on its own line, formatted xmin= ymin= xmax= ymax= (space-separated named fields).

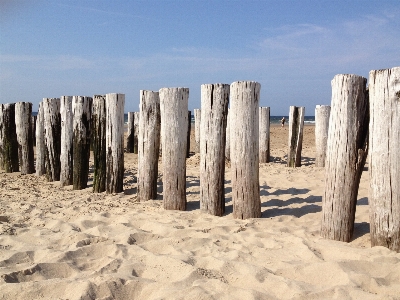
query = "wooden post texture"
xmin=159 ymin=87 xmax=189 ymax=210
xmin=31 ymin=115 xmax=37 ymax=147
xmin=106 ymin=93 xmax=125 ymax=193
xmin=320 ymin=74 xmax=369 ymax=242
xmin=137 ymin=90 xmax=161 ymax=201
xmin=315 ymin=105 xmax=331 ymax=167
xmin=60 ymin=96 xmax=73 ymax=186
xmin=225 ymin=108 xmax=230 ymax=160
xmin=72 ymin=96 xmax=92 ymax=190
xmin=287 ymin=106 xmax=305 ymax=167
xmin=1 ymin=103 xmax=19 ymax=172
xmin=259 ymin=107 xmax=270 ymax=163
xmin=230 ymin=81 xmax=261 ymax=219
xmin=15 ymin=102 xmax=35 ymax=174
xmin=126 ymin=112 xmax=134 ymax=153
xmin=200 ymin=84 xmax=229 ymax=216
xmin=187 ymin=111 xmax=191 ymax=158
xmin=194 ymin=109 xmax=201 ymax=153
xmin=0 ymin=104 xmax=3 ymax=168
xmin=92 ymin=95 xmax=107 ymax=193
xmin=134 ymin=111 xmax=140 ymax=154
xmin=35 ymin=102 xmax=46 ymax=176
xmin=369 ymin=67 xmax=400 ymax=252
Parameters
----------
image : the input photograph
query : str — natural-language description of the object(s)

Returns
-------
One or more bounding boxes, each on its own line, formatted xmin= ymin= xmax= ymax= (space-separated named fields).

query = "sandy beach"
xmin=1 ymin=124 xmax=399 ymax=299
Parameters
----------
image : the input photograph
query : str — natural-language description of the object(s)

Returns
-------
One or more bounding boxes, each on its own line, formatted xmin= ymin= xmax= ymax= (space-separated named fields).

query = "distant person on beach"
xmin=281 ymin=117 xmax=285 ymax=127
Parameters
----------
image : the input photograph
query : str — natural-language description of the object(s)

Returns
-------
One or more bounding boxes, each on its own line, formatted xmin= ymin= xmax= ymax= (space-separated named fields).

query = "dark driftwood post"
xmin=72 ymin=96 xmax=92 ymax=190
xmin=287 ymin=106 xmax=305 ymax=167
xmin=92 ymin=95 xmax=107 ymax=193
xmin=15 ymin=102 xmax=34 ymax=174
xmin=194 ymin=109 xmax=201 ymax=153
xmin=259 ymin=106 xmax=270 ymax=163
xmin=126 ymin=112 xmax=134 ymax=153
xmin=159 ymin=87 xmax=189 ymax=210
xmin=0 ymin=104 xmax=3 ymax=168
xmin=369 ymin=67 xmax=400 ymax=252
xmin=137 ymin=90 xmax=161 ymax=201
xmin=1 ymin=103 xmax=19 ymax=172
xmin=315 ymin=105 xmax=331 ymax=167
xmin=321 ymin=74 xmax=368 ymax=242
xmin=35 ymin=102 xmax=46 ymax=176
xmin=133 ymin=112 xmax=140 ymax=154
xmin=106 ymin=93 xmax=125 ymax=193
xmin=230 ymin=81 xmax=261 ymax=219
xmin=43 ymin=98 xmax=61 ymax=181
xmin=225 ymin=108 xmax=230 ymax=160
xmin=200 ymin=84 xmax=229 ymax=216
xmin=60 ymin=96 xmax=73 ymax=186
xmin=31 ymin=115 xmax=37 ymax=147
xmin=187 ymin=111 xmax=191 ymax=158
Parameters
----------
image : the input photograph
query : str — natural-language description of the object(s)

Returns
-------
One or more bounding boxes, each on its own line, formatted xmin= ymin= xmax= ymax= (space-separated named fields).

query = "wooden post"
xmin=225 ymin=108 xmax=230 ymax=161
xmin=287 ymin=106 xmax=305 ymax=167
xmin=72 ymin=96 xmax=92 ymax=190
xmin=259 ymin=107 xmax=270 ymax=163
xmin=137 ymin=90 xmax=161 ymax=201
xmin=369 ymin=67 xmax=400 ymax=252
xmin=106 ymin=93 xmax=125 ymax=193
xmin=15 ymin=102 xmax=35 ymax=174
xmin=126 ymin=112 xmax=134 ymax=153
xmin=35 ymin=102 xmax=46 ymax=176
xmin=0 ymin=104 xmax=3 ymax=168
xmin=315 ymin=105 xmax=331 ymax=167
xmin=43 ymin=98 xmax=61 ymax=181
xmin=92 ymin=95 xmax=107 ymax=193
xmin=200 ymin=84 xmax=229 ymax=216
xmin=31 ymin=115 xmax=37 ymax=147
xmin=320 ymin=74 xmax=368 ymax=242
xmin=1 ymin=103 xmax=19 ymax=172
xmin=134 ymin=111 xmax=140 ymax=154
xmin=230 ymin=81 xmax=261 ymax=219
xmin=60 ymin=96 xmax=73 ymax=186
xmin=194 ymin=109 xmax=201 ymax=153
xmin=187 ymin=111 xmax=191 ymax=158
xmin=159 ymin=87 xmax=189 ymax=210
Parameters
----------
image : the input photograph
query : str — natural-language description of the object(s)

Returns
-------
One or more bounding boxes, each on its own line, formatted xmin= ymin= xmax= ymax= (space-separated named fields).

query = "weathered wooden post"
xmin=187 ymin=111 xmax=191 ymax=158
xmin=1 ymin=103 xmax=19 ymax=172
xmin=369 ymin=67 xmax=400 ymax=252
xmin=15 ymin=102 xmax=35 ymax=174
xmin=321 ymin=74 xmax=368 ymax=242
xmin=43 ymin=98 xmax=61 ymax=181
xmin=133 ymin=111 xmax=140 ymax=154
xmin=72 ymin=96 xmax=92 ymax=190
xmin=315 ymin=105 xmax=331 ymax=167
xmin=259 ymin=106 xmax=270 ymax=163
xmin=126 ymin=112 xmax=134 ymax=153
xmin=287 ymin=106 xmax=305 ymax=167
xmin=0 ymin=104 xmax=3 ymax=168
xmin=92 ymin=95 xmax=107 ymax=193
xmin=200 ymin=84 xmax=229 ymax=216
xmin=230 ymin=81 xmax=261 ymax=219
xmin=159 ymin=87 xmax=189 ymax=210
xmin=194 ymin=109 xmax=201 ymax=153
xmin=31 ymin=115 xmax=37 ymax=146
xmin=137 ymin=90 xmax=161 ymax=201
xmin=60 ymin=96 xmax=73 ymax=186
xmin=35 ymin=102 xmax=46 ymax=176
xmin=225 ymin=108 xmax=230 ymax=160
xmin=106 ymin=93 xmax=125 ymax=193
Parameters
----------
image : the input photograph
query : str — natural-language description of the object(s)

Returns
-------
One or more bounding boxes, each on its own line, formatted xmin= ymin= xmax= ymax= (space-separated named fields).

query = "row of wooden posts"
xmin=0 ymin=67 xmax=399 ymax=252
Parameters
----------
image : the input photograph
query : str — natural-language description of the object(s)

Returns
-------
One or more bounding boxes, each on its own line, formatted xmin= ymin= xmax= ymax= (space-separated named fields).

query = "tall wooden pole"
xmin=92 ymin=95 xmax=107 ymax=193
xmin=259 ymin=107 xmax=270 ymax=163
xmin=126 ymin=112 xmax=134 ymax=153
xmin=287 ymin=106 xmax=305 ymax=167
xmin=106 ymin=93 xmax=125 ymax=193
xmin=187 ymin=111 xmax=191 ymax=158
xmin=315 ymin=105 xmax=331 ymax=167
xmin=321 ymin=74 xmax=368 ymax=242
xmin=0 ymin=104 xmax=3 ymax=168
xmin=60 ymin=96 xmax=73 ymax=186
xmin=230 ymin=81 xmax=261 ymax=219
xmin=369 ymin=67 xmax=400 ymax=252
xmin=1 ymin=103 xmax=19 ymax=172
xmin=200 ymin=84 xmax=229 ymax=216
xmin=194 ymin=109 xmax=201 ymax=153
xmin=225 ymin=108 xmax=230 ymax=161
xmin=35 ymin=102 xmax=46 ymax=176
xmin=159 ymin=87 xmax=189 ymax=210
xmin=72 ymin=96 xmax=92 ymax=190
xmin=15 ymin=102 xmax=35 ymax=174
xmin=31 ymin=115 xmax=37 ymax=147
xmin=133 ymin=111 xmax=140 ymax=154
xmin=137 ymin=90 xmax=161 ymax=201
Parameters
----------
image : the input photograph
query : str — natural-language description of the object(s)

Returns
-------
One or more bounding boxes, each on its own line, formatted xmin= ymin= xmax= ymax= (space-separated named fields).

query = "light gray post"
xmin=315 ymin=105 xmax=331 ymax=167
xmin=92 ymin=95 xmax=107 ymax=193
xmin=259 ymin=107 xmax=270 ymax=163
xmin=321 ymin=74 xmax=368 ymax=242
xmin=225 ymin=108 xmax=230 ymax=160
xmin=60 ymin=96 xmax=73 ymax=186
xmin=194 ymin=109 xmax=201 ymax=153
xmin=15 ymin=102 xmax=35 ymax=174
xmin=230 ymin=81 xmax=261 ymax=219
xmin=35 ymin=102 xmax=46 ymax=176
xmin=159 ymin=87 xmax=189 ymax=210
xmin=1 ymin=103 xmax=19 ymax=172
xmin=126 ymin=112 xmax=134 ymax=153
xmin=287 ymin=106 xmax=305 ymax=167
xmin=369 ymin=67 xmax=400 ymax=252
xmin=187 ymin=111 xmax=191 ymax=158
xmin=134 ymin=111 xmax=140 ymax=154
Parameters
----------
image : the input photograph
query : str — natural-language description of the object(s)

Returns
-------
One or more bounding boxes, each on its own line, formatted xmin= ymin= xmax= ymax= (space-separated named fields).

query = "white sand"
xmin=0 ymin=125 xmax=399 ymax=299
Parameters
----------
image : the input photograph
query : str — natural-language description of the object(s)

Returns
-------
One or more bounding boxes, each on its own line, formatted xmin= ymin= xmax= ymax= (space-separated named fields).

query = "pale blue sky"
xmin=1 ymin=0 xmax=399 ymax=115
